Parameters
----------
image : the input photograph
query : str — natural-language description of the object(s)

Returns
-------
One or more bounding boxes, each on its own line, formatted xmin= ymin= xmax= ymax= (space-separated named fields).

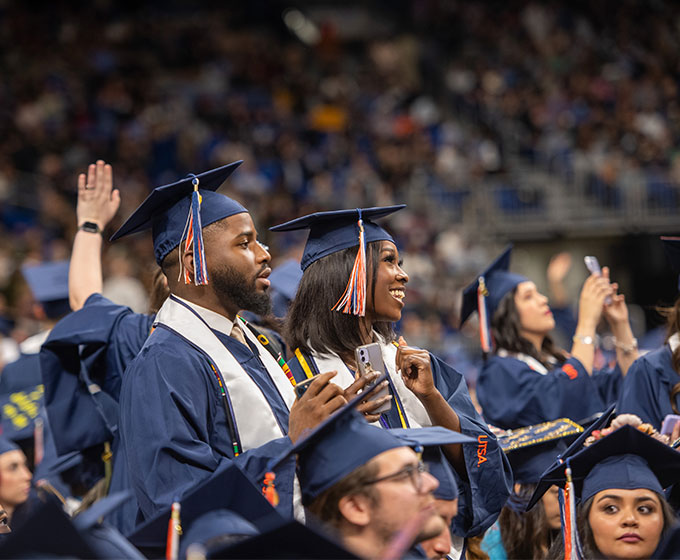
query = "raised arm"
xmin=70 ymin=160 xmax=120 ymax=310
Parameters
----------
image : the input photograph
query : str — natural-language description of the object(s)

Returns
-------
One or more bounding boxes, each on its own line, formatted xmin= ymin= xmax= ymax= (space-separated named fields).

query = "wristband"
xmin=572 ymin=334 xmax=594 ymax=345
xmin=78 ymin=221 xmax=102 ymax=235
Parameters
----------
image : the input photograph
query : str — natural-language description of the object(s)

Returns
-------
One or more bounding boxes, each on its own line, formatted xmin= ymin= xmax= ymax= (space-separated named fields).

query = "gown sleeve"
xmin=39 ymin=294 xmax=153 ymax=455
xmin=430 ymin=354 xmax=513 ymax=537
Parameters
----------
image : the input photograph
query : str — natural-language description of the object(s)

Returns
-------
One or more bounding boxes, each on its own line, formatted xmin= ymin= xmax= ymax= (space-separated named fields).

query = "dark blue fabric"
xmin=119 ymin=324 xmax=297 ymax=523
xmin=618 ymin=345 xmax=679 ymax=430
xmin=0 ymin=353 xmax=42 ymax=393
xmin=477 ymin=355 xmax=621 ymax=429
xmin=286 ymin=350 xmax=512 ymax=537
xmin=550 ymin=305 xmax=578 ymax=340
xmin=40 ymin=293 xmax=153 ymax=456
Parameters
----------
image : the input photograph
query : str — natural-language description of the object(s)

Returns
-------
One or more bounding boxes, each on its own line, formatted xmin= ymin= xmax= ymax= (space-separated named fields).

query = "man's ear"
xmin=338 ymin=494 xmax=373 ymax=528
xmin=181 ymin=248 xmax=195 ymax=283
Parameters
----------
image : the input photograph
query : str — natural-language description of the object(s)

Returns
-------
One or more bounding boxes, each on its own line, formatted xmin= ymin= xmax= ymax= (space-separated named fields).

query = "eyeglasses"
xmin=363 ymin=461 xmax=430 ymax=493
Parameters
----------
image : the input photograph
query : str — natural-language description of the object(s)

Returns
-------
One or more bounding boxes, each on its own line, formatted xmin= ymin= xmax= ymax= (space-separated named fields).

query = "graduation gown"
xmin=617 ymin=337 xmax=680 ymax=430
xmin=39 ymin=294 xmax=154 ymax=535
xmin=286 ymin=339 xmax=512 ymax=538
xmin=119 ymin=296 xmax=299 ymax=523
xmin=477 ymin=350 xmax=622 ymax=430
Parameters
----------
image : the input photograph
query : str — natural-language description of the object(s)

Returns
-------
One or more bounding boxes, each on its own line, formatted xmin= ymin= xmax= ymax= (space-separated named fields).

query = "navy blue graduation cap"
xmin=0 ymin=499 xmax=96 ymax=557
xmin=460 ymin=245 xmax=528 ymax=352
xmin=423 ymin=447 xmax=458 ymax=501
xmin=0 ymin=434 xmax=18 ymax=455
xmin=128 ymin=462 xmax=284 ymax=555
xmin=498 ymin=418 xmax=583 ymax=485
xmin=110 ymin=162 xmax=245 ymax=282
xmin=270 ymin=206 xmax=405 ymax=316
xmin=179 ymin=509 xmax=259 ymax=559
xmin=268 ymin=378 xmax=475 ymax=505
xmin=22 ymin=260 xmax=70 ymax=319
xmin=72 ymin=490 xmax=145 ymax=559
xmin=269 ymin=259 xmax=303 ymax=318
xmin=209 ymin=518 xmax=358 ymax=559
xmin=661 ymin=236 xmax=680 ymax=291
xmin=530 ymin=425 xmax=680 ymax=505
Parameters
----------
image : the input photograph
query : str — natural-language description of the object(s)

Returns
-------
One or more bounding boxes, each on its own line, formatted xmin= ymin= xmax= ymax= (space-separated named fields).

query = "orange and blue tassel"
xmin=181 ymin=175 xmax=209 ymax=285
xmin=166 ymin=501 xmax=181 ymax=560
xmin=477 ymin=276 xmax=491 ymax=353
xmin=332 ymin=209 xmax=366 ymax=316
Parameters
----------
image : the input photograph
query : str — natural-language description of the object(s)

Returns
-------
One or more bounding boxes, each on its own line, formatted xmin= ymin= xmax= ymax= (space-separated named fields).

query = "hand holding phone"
xmin=584 ymin=256 xmax=613 ymax=305
xmin=661 ymin=414 xmax=680 ymax=436
xmin=355 ymin=343 xmax=391 ymax=414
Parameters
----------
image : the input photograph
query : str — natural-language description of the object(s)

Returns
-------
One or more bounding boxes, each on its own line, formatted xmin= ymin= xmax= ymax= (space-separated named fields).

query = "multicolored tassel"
xmin=166 ymin=501 xmax=182 ymax=560
xmin=477 ymin=276 xmax=491 ymax=353
xmin=262 ymin=472 xmax=279 ymax=507
xmin=561 ymin=461 xmax=583 ymax=560
xmin=332 ymin=210 xmax=366 ymax=316
xmin=179 ymin=175 xmax=209 ymax=285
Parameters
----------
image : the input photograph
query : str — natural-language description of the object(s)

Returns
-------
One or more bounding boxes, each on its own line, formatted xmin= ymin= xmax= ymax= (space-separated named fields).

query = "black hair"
xmin=491 ymin=287 xmax=568 ymax=368
xmin=285 ymin=241 xmax=395 ymax=357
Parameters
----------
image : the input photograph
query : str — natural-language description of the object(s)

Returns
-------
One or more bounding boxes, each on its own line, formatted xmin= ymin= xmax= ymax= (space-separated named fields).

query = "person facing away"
xmin=112 ymin=162 xmax=349 ymax=523
xmin=460 ymin=245 xmax=637 ymax=430
xmin=271 ymin=206 xmax=512 ymax=539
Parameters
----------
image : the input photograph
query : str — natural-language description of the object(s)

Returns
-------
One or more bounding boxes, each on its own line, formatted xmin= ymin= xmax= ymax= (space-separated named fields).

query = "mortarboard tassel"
xmin=332 ymin=210 xmax=366 ymax=316
xmin=560 ymin=461 xmax=583 ymax=560
xmin=180 ymin=176 xmax=210 ymax=286
xmin=477 ymin=276 xmax=491 ymax=353
xmin=33 ymin=417 xmax=44 ymax=466
xmin=262 ymin=472 xmax=279 ymax=507
xmin=166 ymin=501 xmax=182 ymax=560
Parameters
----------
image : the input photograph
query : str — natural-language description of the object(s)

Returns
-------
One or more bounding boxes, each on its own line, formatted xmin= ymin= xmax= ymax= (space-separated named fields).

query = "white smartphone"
xmin=355 ymin=343 xmax=391 ymax=414
xmin=584 ymin=256 xmax=612 ymax=304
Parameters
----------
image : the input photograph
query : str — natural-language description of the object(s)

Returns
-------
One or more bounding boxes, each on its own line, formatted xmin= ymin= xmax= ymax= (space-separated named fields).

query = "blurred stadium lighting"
xmin=283 ymin=8 xmax=321 ymax=45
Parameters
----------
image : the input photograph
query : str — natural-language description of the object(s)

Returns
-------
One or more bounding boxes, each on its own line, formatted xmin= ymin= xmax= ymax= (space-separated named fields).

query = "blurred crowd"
xmin=0 ymin=0 xmax=678 ymax=379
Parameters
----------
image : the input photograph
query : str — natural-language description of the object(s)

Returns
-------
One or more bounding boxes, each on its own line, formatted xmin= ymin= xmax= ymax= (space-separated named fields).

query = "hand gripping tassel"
xmin=179 ymin=175 xmax=209 ymax=285
xmin=332 ymin=209 xmax=367 ymax=316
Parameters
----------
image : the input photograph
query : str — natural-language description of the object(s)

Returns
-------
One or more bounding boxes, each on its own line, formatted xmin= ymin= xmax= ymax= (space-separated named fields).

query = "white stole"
xmin=496 ymin=348 xmax=550 ymax=375
xmin=307 ymin=337 xmax=431 ymax=428
xmin=154 ymin=296 xmax=303 ymax=519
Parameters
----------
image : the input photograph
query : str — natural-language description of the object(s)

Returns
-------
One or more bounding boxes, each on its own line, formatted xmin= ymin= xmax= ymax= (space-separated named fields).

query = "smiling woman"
xmin=271 ymin=206 xmax=512 ymax=538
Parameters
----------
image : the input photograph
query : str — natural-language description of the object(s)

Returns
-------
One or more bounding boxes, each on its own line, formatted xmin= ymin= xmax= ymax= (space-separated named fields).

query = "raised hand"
xmin=77 ymin=160 xmax=120 ymax=230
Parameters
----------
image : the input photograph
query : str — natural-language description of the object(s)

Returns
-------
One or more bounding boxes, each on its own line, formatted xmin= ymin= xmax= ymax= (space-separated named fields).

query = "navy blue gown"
xmin=477 ymin=354 xmax=622 ymax=429
xmin=617 ymin=345 xmax=680 ymax=430
xmin=119 ymin=324 xmax=297 ymax=524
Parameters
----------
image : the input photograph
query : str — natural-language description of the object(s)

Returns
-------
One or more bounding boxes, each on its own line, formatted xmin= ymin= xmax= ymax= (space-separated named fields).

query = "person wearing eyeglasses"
xmin=272 ymin=388 xmax=475 ymax=560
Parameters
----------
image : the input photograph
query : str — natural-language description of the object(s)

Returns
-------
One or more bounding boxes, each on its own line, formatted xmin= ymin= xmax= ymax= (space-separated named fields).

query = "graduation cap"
xmin=209 ymin=518 xmax=359 ymax=559
xmin=72 ymin=490 xmax=145 ymax=559
xmin=0 ymin=434 xmax=18 ymax=455
xmin=269 ymin=259 xmax=303 ymax=318
xmin=110 ymin=162 xmax=245 ymax=282
xmin=460 ymin=245 xmax=528 ymax=352
xmin=22 ymin=260 xmax=71 ymax=319
xmin=270 ymin=205 xmax=405 ymax=316
xmin=422 ymin=447 xmax=458 ymax=501
xmin=661 ymin=236 xmax=680 ymax=291
xmin=0 ymin=384 xmax=44 ymax=442
xmin=179 ymin=509 xmax=259 ymax=559
xmin=267 ymin=378 xmax=475 ymax=505
xmin=0 ymin=499 xmax=96 ymax=557
xmin=530 ymin=425 xmax=680 ymax=504
xmin=526 ymin=404 xmax=616 ymax=511
xmin=128 ymin=462 xmax=284 ymax=555
xmin=497 ymin=418 xmax=583 ymax=485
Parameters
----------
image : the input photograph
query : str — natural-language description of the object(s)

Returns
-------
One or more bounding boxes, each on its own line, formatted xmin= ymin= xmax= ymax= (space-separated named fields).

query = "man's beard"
xmin=211 ymin=263 xmax=272 ymax=316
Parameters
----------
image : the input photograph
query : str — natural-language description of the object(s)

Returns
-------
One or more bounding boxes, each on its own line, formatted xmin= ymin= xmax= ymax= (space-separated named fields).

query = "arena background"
xmin=0 ymin=0 xmax=678 ymax=383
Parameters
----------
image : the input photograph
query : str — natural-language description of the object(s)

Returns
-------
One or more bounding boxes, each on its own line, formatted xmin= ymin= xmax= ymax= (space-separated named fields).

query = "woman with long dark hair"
xmin=618 ymin=237 xmax=680 ymax=431
xmin=460 ymin=246 xmax=637 ymax=430
xmin=537 ymin=424 xmax=679 ymax=560
xmin=271 ymin=206 xmax=513 ymax=539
